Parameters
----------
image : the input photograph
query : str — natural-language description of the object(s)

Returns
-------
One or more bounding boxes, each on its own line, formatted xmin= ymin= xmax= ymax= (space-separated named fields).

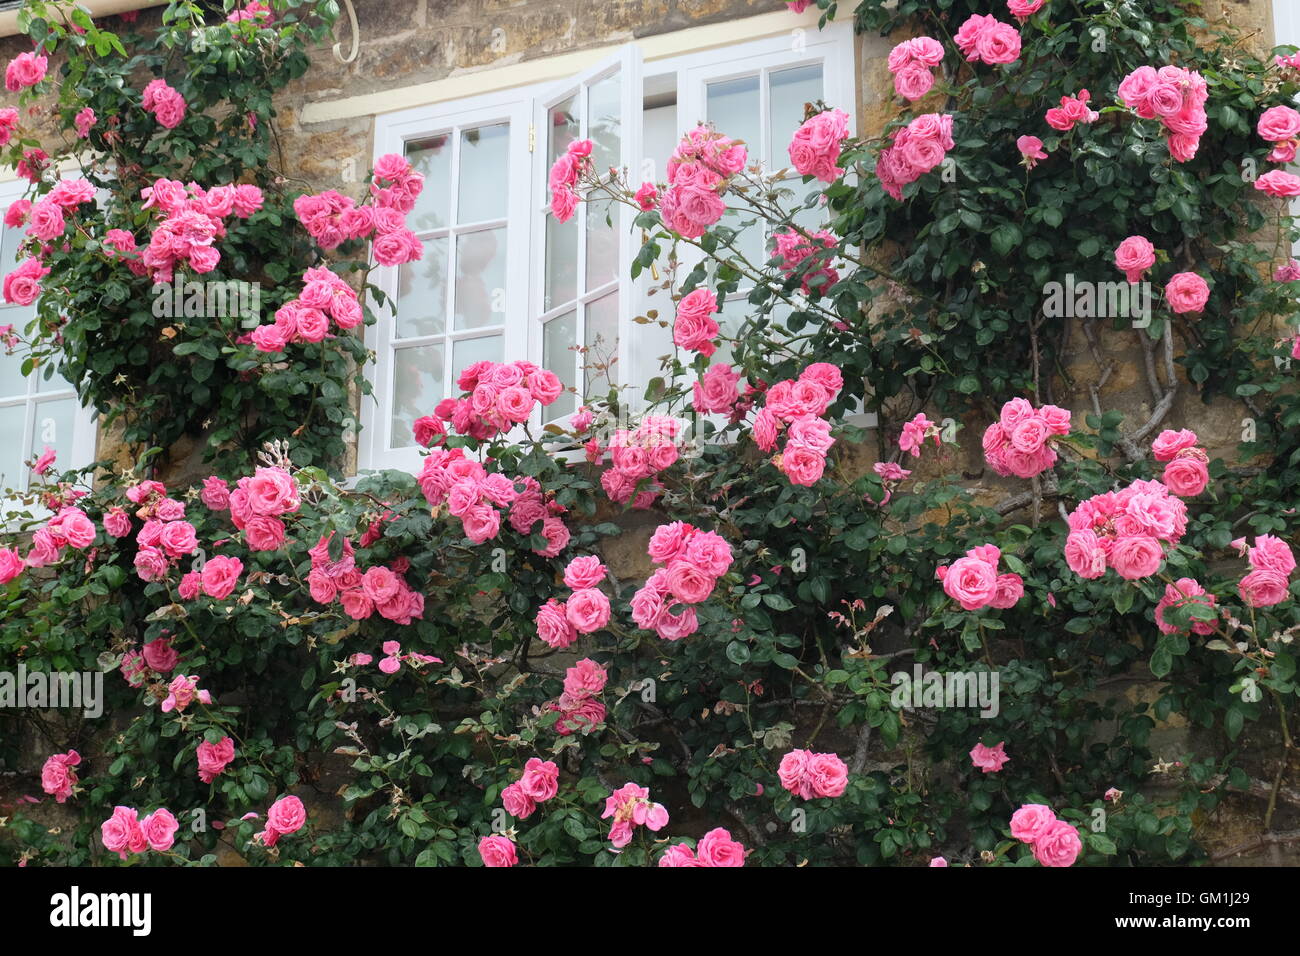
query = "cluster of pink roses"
xmin=548 ymin=137 xmax=592 ymax=223
xmin=631 ymin=521 xmax=733 ymax=641
xmin=1 ymin=255 xmax=49 ymax=306
xmin=293 ymin=154 xmax=423 ymax=263
xmin=197 ymin=736 xmax=236 ymax=784
xmin=598 ymin=415 xmax=681 ymax=507
xmin=501 ymin=757 xmax=561 ymax=819
xmin=1154 ymin=578 xmax=1219 ymax=636
xmin=875 ymin=112 xmax=955 ymax=201
xmin=5 ymin=50 xmax=47 ymax=92
xmin=101 ymin=806 xmax=180 ymax=860
xmin=772 ymin=228 xmax=839 ymax=294
xmin=11 ymin=504 xmax=95 ymax=577
xmin=937 ymin=544 xmax=1024 ymax=611
xmin=659 ymin=124 xmax=747 ymax=239
xmin=121 ymin=636 xmax=180 ymax=688
xmin=110 ymin=480 xmax=199 ymax=583
xmin=141 ymin=77 xmax=187 ymax=129
xmin=982 ymin=397 xmax=1071 ymax=479
xmin=23 ymin=177 xmax=95 ymax=242
xmin=535 ymin=556 xmax=612 ymax=649
xmin=134 ymin=177 xmax=264 ymax=283
xmin=1151 ymin=428 xmax=1209 ymax=498
xmin=1236 ymin=535 xmax=1296 ymax=609
xmin=247 ymin=265 xmax=362 ymax=352
xmin=428 ymin=359 xmax=565 ymax=441
xmin=954 ymin=14 xmax=1022 ymax=66
xmin=160 ymin=673 xmax=213 ymax=714
xmin=254 ymin=794 xmax=307 ymax=848
xmin=887 ymin=36 xmax=945 ymax=102
xmin=672 ymin=287 xmax=720 ymax=357
xmin=753 ymin=363 xmax=842 ymax=486
xmin=204 ymin=465 xmax=300 ymax=555
xmin=1010 ymin=804 xmax=1082 ymax=867
xmin=545 ymin=657 xmax=608 ymax=736
xmin=41 ymin=750 xmax=81 ymax=803
xmin=0 ymin=106 xmax=17 ymax=146
xmin=1045 ymin=89 xmax=1098 ymax=131
xmin=508 ymin=476 xmax=571 ymax=557
xmin=658 ymin=828 xmax=747 ymax=867
xmin=1254 ymin=106 xmax=1300 ymax=198
xmin=787 ymin=108 xmax=851 ymax=183
xmin=777 ymin=749 xmax=848 ymax=799
xmin=602 ymin=782 xmax=670 ymax=848
xmin=304 ymin=533 xmax=426 ymax=625
xmin=1117 ymin=65 xmax=1209 ymax=162
xmin=419 ymin=447 xmax=516 ymax=546
xmin=1064 ymin=478 xmax=1188 ymax=581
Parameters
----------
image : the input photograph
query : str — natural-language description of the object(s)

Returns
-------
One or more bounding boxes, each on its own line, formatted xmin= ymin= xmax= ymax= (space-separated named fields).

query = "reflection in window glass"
xmin=542 ymin=310 xmax=577 ymax=422
xmin=406 ymin=135 xmax=452 ymax=232
xmin=0 ymin=403 xmax=23 ymax=489
xmin=587 ymin=72 xmax=622 ymax=172
xmin=397 ymin=237 xmax=448 ymax=339
xmin=455 ymin=228 xmax=507 ymax=331
xmin=706 ymin=75 xmax=760 ymax=159
xmin=391 ymin=344 xmax=445 ymax=449
xmin=768 ymin=65 xmax=823 ymax=168
xmin=458 ymin=124 xmax=510 ymax=224
xmin=545 ymin=212 xmax=578 ymax=312
xmin=549 ymin=95 xmax=578 ymax=164
xmin=584 ymin=292 xmax=619 ymax=396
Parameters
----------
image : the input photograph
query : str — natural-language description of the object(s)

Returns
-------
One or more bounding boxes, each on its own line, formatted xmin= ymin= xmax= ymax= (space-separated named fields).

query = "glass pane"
xmin=588 ymin=72 xmax=621 ymax=173
xmin=548 ymin=95 xmax=578 ymax=165
xmin=586 ymin=196 xmax=618 ymax=290
xmin=30 ymin=396 xmax=75 ymax=466
xmin=458 ymin=124 xmax=509 ymax=224
xmin=396 ymin=236 xmax=448 ymax=339
xmin=0 ymin=346 xmax=27 ymax=401
xmin=1 ymin=213 xmax=25 ymax=271
xmin=406 ymin=134 xmax=452 ymax=232
xmin=545 ymin=212 xmax=578 ymax=312
xmin=452 ymin=335 xmax=503 ymax=386
xmin=769 ymin=65 xmax=823 ymax=168
xmin=0 ymin=403 xmax=25 ymax=491
xmin=706 ymin=75 xmax=760 ymax=163
xmin=455 ymin=227 xmax=506 ymax=331
xmin=542 ymin=310 xmax=577 ymax=422
xmin=584 ymin=292 xmax=618 ymax=395
xmin=390 ymin=344 xmax=444 ymax=449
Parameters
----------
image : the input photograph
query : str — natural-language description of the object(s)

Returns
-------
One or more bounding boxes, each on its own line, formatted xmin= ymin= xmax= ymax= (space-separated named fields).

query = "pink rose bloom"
xmin=1248 ymin=535 xmax=1296 ymax=574
xmin=502 ymin=782 xmax=536 ymax=818
xmin=200 ymin=555 xmax=243 ymax=599
xmin=478 ymin=834 xmax=518 ymax=867
xmin=5 ymin=51 xmax=48 ymax=91
xmin=1033 ymin=819 xmax=1082 ymax=867
xmin=634 ymin=181 xmax=658 ymax=210
xmin=197 ymin=736 xmax=236 ymax=783
xmin=1109 ymin=534 xmax=1164 ymax=580
xmin=536 ymin=598 xmax=577 ymax=649
xmin=954 ymin=14 xmax=1021 ymax=65
xmin=1163 ymin=454 xmax=1208 ymax=497
xmin=563 ymin=555 xmax=608 ymax=590
xmin=941 ymin=555 xmax=999 ymax=610
xmin=930 ymin=856 xmax=949 ymax=867
xmin=969 ymin=741 xmax=1009 ymax=773
xmin=1007 ymin=0 xmax=1045 ymax=19
xmin=1016 ymin=135 xmax=1048 ymax=168
xmin=695 ymin=827 xmax=747 ymax=866
xmin=1114 ymin=236 xmax=1156 ymax=284
xmin=1154 ymin=578 xmax=1218 ymax=636
xmin=518 ymin=758 xmax=560 ymax=802
xmin=200 ymin=476 xmax=230 ymax=510
xmin=4 ymin=257 xmax=51 ymax=306
xmin=1257 ymin=105 xmax=1300 ymax=142
xmin=1150 ymin=428 xmax=1198 ymax=461
xmin=563 ymin=658 xmax=607 ymax=698
xmin=1239 ymin=568 xmax=1291 ymax=608
xmin=0 ymin=547 xmax=24 ymax=584
xmin=41 ymin=750 xmax=81 ymax=803
xmin=659 ymin=843 xmax=703 ymax=867
xmin=266 ymin=795 xmax=306 ymax=835
xmin=1164 ymin=272 xmax=1210 ymax=314
xmin=140 ymin=808 xmax=179 ymax=852
xmin=989 ymin=572 xmax=1024 ymax=609
xmin=1010 ymin=803 xmax=1057 ymax=843
xmin=244 ymin=466 xmax=299 ymax=516
xmin=142 ymin=637 xmax=179 ymax=673
xmin=1256 ymin=170 xmax=1300 ymax=197
xmin=566 ymin=586 xmax=611 ymax=634
xmin=673 ymin=287 xmax=720 ymax=356
xmin=101 ymin=806 xmax=144 ymax=860
xmin=894 ymin=63 xmax=935 ymax=101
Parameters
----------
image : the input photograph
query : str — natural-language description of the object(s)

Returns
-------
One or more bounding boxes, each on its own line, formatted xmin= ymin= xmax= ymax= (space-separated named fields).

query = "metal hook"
xmin=332 ymin=0 xmax=360 ymax=65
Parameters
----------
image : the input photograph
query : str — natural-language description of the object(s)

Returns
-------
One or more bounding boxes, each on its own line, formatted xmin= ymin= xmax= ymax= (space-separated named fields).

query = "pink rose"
xmin=1010 ymin=803 xmax=1057 ymax=843
xmin=266 ymin=795 xmax=306 ymax=835
xmin=478 ymin=834 xmax=518 ymax=867
xmin=1164 ymin=272 xmax=1210 ymax=314
xmin=1032 ymin=819 xmax=1082 ymax=867
xmin=200 ymin=555 xmax=243 ymax=599
xmin=565 ymin=587 xmax=611 ymax=634
xmin=695 ymin=827 xmax=746 ymax=866
xmin=969 ymin=741 xmax=1009 ymax=773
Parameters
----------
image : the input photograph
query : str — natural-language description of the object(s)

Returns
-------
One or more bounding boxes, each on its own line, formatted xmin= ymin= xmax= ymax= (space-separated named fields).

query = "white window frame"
xmin=360 ymin=18 xmax=857 ymax=473
xmin=0 ymin=178 xmax=98 ymax=500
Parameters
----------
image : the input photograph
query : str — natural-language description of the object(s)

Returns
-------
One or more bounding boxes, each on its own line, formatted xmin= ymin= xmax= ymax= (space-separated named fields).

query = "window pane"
xmin=588 ymin=72 xmax=621 ymax=173
xmin=548 ymin=95 xmax=578 ymax=164
xmin=544 ymin=212 xmax=577 ymax=312
xmin=706 ymin=75 xmax=760 ymax=162
xmin=396 ymin=236 xmax=448 ymax=339
xmin=0 ymin=347 xmax=27 ymax=401
xmin=0 ymin=403 xmax=25 ymax=490
xmin=586 ymin=196 xmax=618 ymax=291
xmin=458 ymin=124 xmax=509 ymax=224
xmin=584 ymin=292 xmax=618 ymax=395
xmin=452 ymin=334 xmax=503 ymax=385
xmin=769 ymin=65 xmax=823 ymax=168
xmin=390 ymin=344 xmax=444 ymax=449
xmin=30 ymin=396 xmax=75 ymax=465
xmin=454 ymin=227 xmax=507 ymax=331
xmin=542 ymin=310 xmax=577 ymax=422
xmin=406 ymin=134 xmax=452 ymax=232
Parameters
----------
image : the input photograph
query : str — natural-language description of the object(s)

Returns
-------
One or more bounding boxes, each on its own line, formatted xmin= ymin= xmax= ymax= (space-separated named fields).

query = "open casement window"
xmin=0 ymin=181 xmax=96 ymax=497
xmin=363 ymin=95 xmax=533 ymax=472
xmin=530 ymin=47 xmax=643 ymax=425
